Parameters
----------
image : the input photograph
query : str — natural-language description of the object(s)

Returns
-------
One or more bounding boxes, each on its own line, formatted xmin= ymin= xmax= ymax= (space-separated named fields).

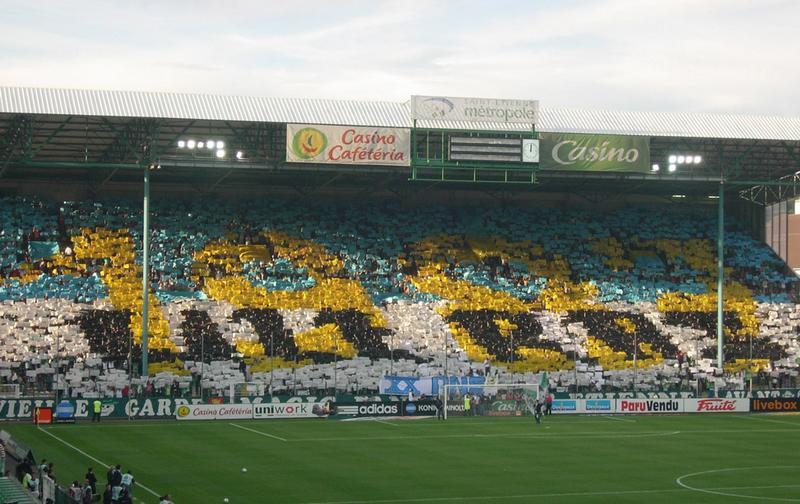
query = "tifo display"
xmin=0 ymin=196 xmax=797 ymax=398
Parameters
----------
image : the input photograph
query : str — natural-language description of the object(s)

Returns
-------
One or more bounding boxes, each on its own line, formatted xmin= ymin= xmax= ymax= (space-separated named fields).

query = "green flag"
xmin=540 ymin=372 xmax=548 ymax=391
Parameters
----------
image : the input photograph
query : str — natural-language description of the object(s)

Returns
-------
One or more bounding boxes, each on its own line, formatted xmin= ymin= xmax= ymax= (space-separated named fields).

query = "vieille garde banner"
xmin=539 ymin=133 xmax=650 ymax=172
xmin=286 ymin=124 xmax=410 ymax=167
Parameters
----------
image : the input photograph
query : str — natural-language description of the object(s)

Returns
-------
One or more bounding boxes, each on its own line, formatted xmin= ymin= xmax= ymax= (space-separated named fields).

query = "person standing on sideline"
xmin=102 ymin=484 xmax=112 ymax=504
xmin=92 ymin=399 xmax=102 ymax=422
xmin=86 ymin=467 xmax=97 ymax=495
xmin=82 ymin=478 xmax=93 ymax=504
xmin=121 ymin=469 xmax=134 ymax=497
xmin=463 ymin=394 xmax=471 ymax=417
xmin=545 ymin=393 xmax=553 ymax=416
xmin=435 ymin=395 xmax=444 ymax=420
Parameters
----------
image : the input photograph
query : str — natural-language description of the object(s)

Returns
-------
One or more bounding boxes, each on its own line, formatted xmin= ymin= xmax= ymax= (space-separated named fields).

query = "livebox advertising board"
xmin=750 ymin=398 xmax=800 ymax=413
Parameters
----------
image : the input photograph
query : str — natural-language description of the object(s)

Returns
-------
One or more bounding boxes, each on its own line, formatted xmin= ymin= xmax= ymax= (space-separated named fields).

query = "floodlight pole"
xmin=716 ymin=181 xmax=724 ymax=375
xmin=141 ymin=164 xmax=151 ymax=377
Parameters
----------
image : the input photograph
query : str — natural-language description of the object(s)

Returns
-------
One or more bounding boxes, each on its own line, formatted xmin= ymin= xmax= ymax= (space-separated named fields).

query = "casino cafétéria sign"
xmin=286 ymin=124 xmax=410 ymax=167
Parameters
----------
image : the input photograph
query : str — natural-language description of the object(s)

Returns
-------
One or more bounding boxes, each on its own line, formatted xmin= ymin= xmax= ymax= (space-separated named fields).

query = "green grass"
xmin=5 ymin=414 xmax=800 ymax=503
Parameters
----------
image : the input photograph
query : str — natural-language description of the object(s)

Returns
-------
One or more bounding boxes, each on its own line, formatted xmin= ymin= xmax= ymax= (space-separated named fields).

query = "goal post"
xmin=443 ymin=383 xmax=541 ymax=420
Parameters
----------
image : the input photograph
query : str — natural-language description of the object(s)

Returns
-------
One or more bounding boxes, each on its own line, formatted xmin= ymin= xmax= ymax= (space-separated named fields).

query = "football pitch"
xmin=7 ymin=414 xmax=800 ymax=503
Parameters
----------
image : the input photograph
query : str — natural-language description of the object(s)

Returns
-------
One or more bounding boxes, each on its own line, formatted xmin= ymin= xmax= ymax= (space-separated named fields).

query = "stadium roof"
xmin=1 ymin=86 xmax=799 ymax=205
xmin=2 ymin=86 xmax=800 ymax=141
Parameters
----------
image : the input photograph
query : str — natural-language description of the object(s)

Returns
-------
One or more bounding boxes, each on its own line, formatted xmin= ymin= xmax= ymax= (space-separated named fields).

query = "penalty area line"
xmin=300 ymin=487 xmax=689 ymax=503
xmin=229 ymin=422 xmax=288 ymax=441
xmin=37 ymin=426 xmax=161 ymax=503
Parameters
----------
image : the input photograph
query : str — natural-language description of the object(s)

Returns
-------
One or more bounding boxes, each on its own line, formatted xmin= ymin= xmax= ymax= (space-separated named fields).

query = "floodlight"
xmin=672 ymin=194 xmax=686 ymax=198
xmin=206 ymin=140 xmax=216 ymax=149
xmin=693 ymin=155 xmax=702 ymax=164
xmin=187 ymin=140 xmax=196 ymax=149
xmin=197 ymin=142 xmax=204 ymax=149
xmin=236 ymin=150 xmax=244 ymax=160
xmin=652 ymin=164 xmax=660 ymax=172
xmin=677 ymin=155 xmax=685 ymax=164
xmin=668 ymin=164 xmax=677 ymax=172
xmin=177 ymin=140 xmax=186 ymax=148
xmin=669 ymin=155 xmax=677 ymax=163
xmin=217 ymin=141 xmax=225 ymax=149
xmin=216 ymin=149 xmax=226 ymax=158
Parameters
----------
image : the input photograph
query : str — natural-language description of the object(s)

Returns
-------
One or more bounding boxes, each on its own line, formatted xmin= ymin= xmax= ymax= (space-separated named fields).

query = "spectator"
xmin=111 ymin=464 xmax=122 ymax=487
xmin=121 ymin=469 xmax=134 ymax=496
xmin=82 ymin=478 xmax=93 ymax=504
xmin=118 ymin=487 xmax=132 ymax=504
xmin=102 ymin=484 xmax=112 ymax=504
xmin=69 ymin=480 xmax=82 ymax=501
xmin=86 ymin=467 xmax=97 ymax=494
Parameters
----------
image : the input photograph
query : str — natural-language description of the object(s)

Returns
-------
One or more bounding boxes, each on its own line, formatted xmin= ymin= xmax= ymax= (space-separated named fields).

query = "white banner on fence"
xmin=286 ymin=124 xmax=410 ymax=166
xmin=175 ymin=404 xmax=254 ymax=421
xmin=411 ymin=96 xmax=539 ymax=125
xmin=683 ymin=398 xmax=750 ymax=413
xmin=252 ymin=402 xmax=329 ymax=419
xmin=550 ymin=399 xmax=585 ymax=414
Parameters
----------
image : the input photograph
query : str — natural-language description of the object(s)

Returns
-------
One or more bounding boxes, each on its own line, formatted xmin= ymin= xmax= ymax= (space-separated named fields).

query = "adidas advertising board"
xmin=336 ymin=401 xmax=401 ymax=417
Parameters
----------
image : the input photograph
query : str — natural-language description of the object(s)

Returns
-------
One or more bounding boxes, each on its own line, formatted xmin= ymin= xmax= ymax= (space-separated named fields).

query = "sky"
xmin=1 ymin=0 xmax=798 ymax=116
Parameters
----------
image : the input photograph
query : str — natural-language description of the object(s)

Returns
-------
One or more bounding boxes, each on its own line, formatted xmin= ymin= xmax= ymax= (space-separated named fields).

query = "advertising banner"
xmin=488 ymin=399 xmax=525 ymax=417
xmin=539 ymin=133 xmax=650 ymax=172
xmin=335 ymin=401 xmax=401 ymax=417
xmin=380 ymin=376 xmax=485 ymax=396
xmin=685 ymin=398 xmax=750 ymax=413
xmin=411 ymin=96 xmax=539 ymax=125
xmin=750 ymin=398 xmax=800 ymax=413
xmin=616 ymin=398 xmax=683 ymax=414
xmin=286 ymin=124 xmax=410 ymax=166
xmin=584 ymin=399 xmax=614 ymax=413
xmin=252 ymin=402 xmax=329 ymax=419
xmin=550 ymin=399 xmax=583 ymax=414
xmin=175 ymin=403 xmax=254 ymax=421
xmin=402 ymin=400 xmax=440 ymax=417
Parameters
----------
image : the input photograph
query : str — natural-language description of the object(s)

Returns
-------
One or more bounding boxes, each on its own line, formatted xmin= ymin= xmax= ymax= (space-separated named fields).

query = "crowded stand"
xmin=0 ymin=195 xmax=798 ymax=398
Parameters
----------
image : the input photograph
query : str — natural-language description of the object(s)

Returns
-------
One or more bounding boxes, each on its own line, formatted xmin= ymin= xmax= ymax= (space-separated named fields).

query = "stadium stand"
xmin=0 ymin=195 xmax=798 ymax=397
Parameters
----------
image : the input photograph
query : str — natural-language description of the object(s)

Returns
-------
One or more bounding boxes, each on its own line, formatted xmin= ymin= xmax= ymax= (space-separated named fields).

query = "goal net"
xmin=443 ymin=383 xmax=541 ymax=420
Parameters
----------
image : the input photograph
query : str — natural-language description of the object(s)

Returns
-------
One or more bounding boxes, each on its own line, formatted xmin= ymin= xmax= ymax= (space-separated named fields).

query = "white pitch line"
xmin=300 ymin=487 xmax=689 ymax=503
xmin=287 ymin=430 xmax=680 ymax=443
xmin=739 ymin=415 xmax=800 ymax=427
xmin=37 ymin=427 xmax=161 ymax=503
xmin=603 ymin=415 xmax=636 ymax=423
xmin=302 ymin=482 xmax=800 ymax=504
xmin=676 ymin=465 xmax=800 ymax=502
xmin=229 ymin=422 xmax=288 ymax=441
xmin=373 ymin=419 xmax=399 ymax=427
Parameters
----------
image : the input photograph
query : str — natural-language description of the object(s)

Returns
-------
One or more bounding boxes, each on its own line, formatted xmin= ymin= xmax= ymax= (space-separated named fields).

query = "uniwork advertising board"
xmin=539 ymin=133 xmax=650 ymax=172
xmin=286 ymin=124 xmax=410 ymax=166
xmin=0 ymin=396 xmax=336 ymax=421
xmin=176 ymin=402 xmax=332 ymax=420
